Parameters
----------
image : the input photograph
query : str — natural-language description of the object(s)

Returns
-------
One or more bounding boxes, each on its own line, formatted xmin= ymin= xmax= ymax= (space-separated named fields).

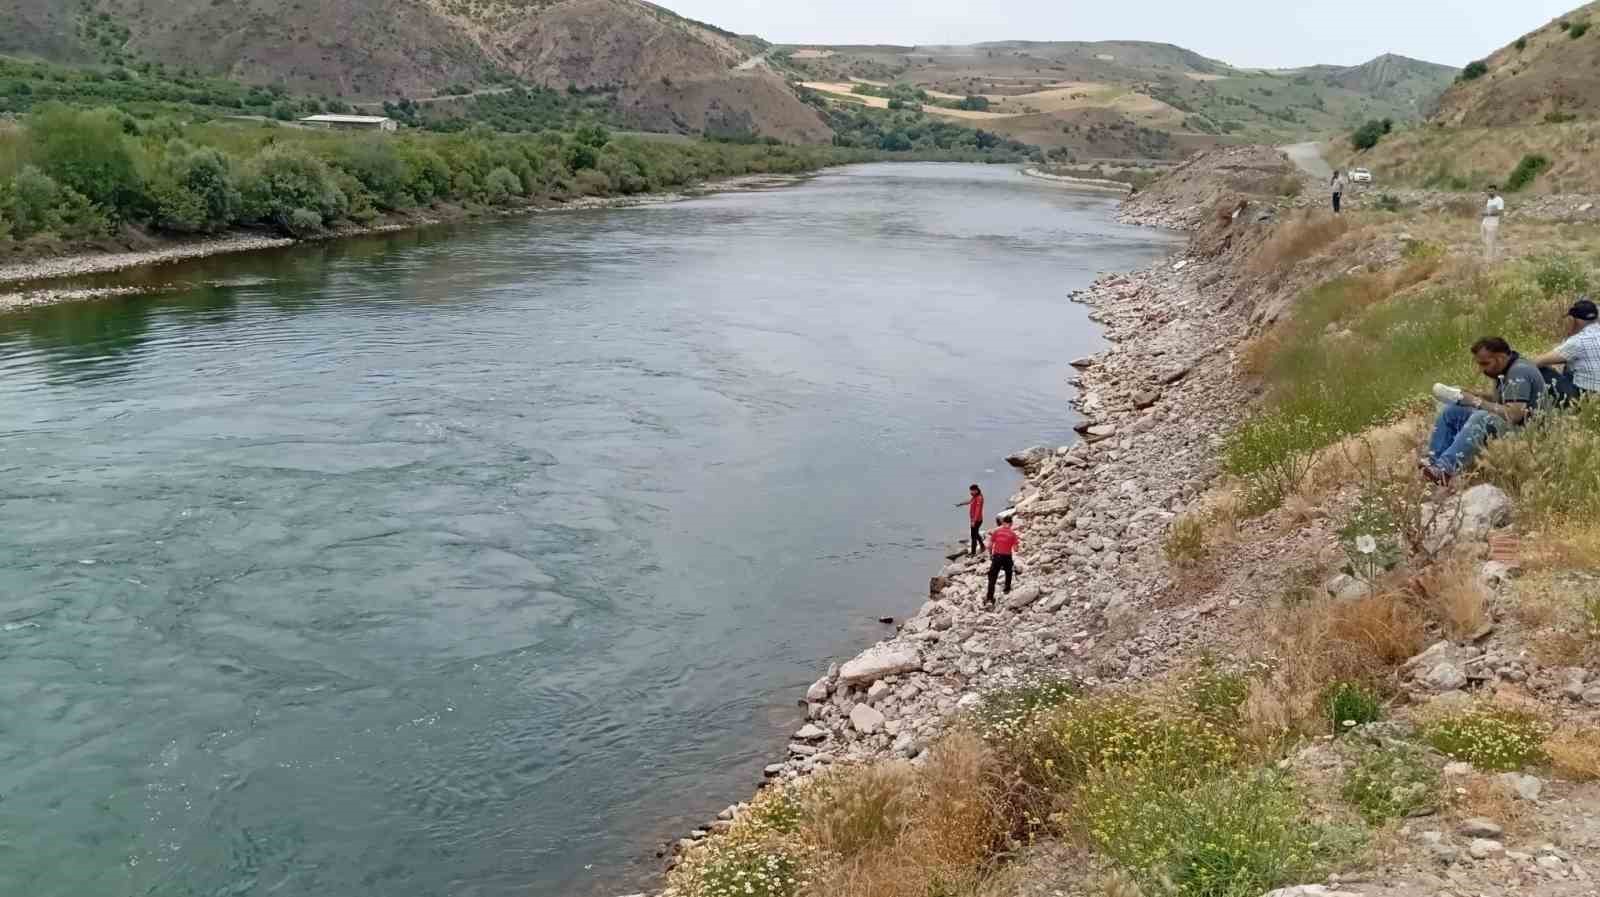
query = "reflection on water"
xmin=0 ymin=164 xmax=1176 ymax=897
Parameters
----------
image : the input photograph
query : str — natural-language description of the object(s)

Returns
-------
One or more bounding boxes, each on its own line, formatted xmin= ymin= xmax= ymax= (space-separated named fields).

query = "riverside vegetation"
xmin=661 ymin=143 xmax=1600 ymax=897
xmin=0 ymin=103 xmax=1038 ymax=260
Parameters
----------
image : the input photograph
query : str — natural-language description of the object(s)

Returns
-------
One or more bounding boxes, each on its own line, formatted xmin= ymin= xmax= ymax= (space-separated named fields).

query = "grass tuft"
xmin=1425 ymin=708 xmax=1549 ymax=771
xmin=1341 ymin=744 xmax=1439 ymax=823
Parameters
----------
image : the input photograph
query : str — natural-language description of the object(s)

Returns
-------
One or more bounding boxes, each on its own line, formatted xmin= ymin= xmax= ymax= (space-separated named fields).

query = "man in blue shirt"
xmin=1423 ymin=337 xmax=1544 ymax=484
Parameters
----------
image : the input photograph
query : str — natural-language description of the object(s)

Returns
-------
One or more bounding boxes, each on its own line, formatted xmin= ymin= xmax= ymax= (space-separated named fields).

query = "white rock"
xmin=1039 ymin=591 xmax=1072 ymax=613
xmin=1425 ymin=484 xmax=1513 ymax=552
xmin=795 ymin=723 xmax=826 ymax=741
xmin=1421 ymin=662 xmax=1468 ymax=692
xmin=956 ymin=693 xmax=982 ymax=709
xmin=805 ymin=676 xmax=832 ymax=703
xmin=1325 ymin=573 xmax=1371 ymax=601
xmin=1479 ymin=560 xmax=1519 ymax=589
xmin=1443 ymin=761 xmax=1473 ymax=777
xmin=1458 ymin=818 xmax=1504 ymax=838
xmin=1469 ymin=838 xmax=1506 ymax=859
xmin=839 ymin=644 xmax=922 ymax=685
xmin=867 ymin=680 xmax=891 ymax=702
xmin=1260 ymin=887 xmax=1364 ymax=897
xmin=1499 ymin=772 xmax=1543 ymax=801
xmin=1004 ymin=585 xmax=1044 ymax=611
xmin=850 ymin=703 xmax=886 ymax=735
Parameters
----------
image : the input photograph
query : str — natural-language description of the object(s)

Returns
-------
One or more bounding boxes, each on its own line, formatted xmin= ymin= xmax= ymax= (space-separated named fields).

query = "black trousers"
xmin=1332 ymin=191 xmax=1342 ymax=214
xmin=986 ymin=555 xmax=1014 ymax=604
xmin=969 ymin=523 xmax=983 ymax=555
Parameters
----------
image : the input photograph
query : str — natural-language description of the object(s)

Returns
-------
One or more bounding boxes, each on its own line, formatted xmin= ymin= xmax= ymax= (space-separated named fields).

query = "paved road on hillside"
xmin=1282 ymin=142 xmax=1334 ymax=180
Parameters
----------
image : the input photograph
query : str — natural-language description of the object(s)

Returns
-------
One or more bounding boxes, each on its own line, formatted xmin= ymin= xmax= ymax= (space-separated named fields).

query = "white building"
xmin=299 ymin=114 xmax=398 ymax=132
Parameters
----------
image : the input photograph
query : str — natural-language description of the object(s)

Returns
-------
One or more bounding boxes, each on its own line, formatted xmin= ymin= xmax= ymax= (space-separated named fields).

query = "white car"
xmin=1348 ymin=168 xmax=1373 ymax=184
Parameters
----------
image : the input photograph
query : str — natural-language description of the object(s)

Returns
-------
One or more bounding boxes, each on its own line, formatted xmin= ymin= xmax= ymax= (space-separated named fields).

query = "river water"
xmin=0 ymin=163 xmax=1175 ymax=897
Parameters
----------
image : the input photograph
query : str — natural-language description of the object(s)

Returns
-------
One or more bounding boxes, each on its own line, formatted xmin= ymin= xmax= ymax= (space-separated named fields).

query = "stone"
xmin=1004 ymin=585 xmax=1044 ymax=611
xmin=1039 ymin=591 xmax=1072 ymax=613
xmin=1584 ymin=686 xmax=1600 ymax=706
xmin=763 ymin=763 xmax=785 ymax=778
xmin=1260 ymin=887 xmax=1364 ymax=897
xmin=1133 ymin=389 xmax=1160 ymax=409
xmin=956 ymin=693 xmax=982 ymax=710
xmin=805 ymin=676 xmax=832 ymax=703
xmin=1084 ymin=424 xmax=1117 ymax=441
xmin=1158 ymin=363 xmax=1192 ymax=385
xmin=1560 ymin=667 xmax=1589 ymax=700
xmin=1457 ymin=818 xmax=1504 ymax=839
xmin=1539 ymin=855 xmax=1566 ymax=871
xmin=788 ymin=742 xmax=818 ymax=756
xmin=1006 ymin=446 xmax=1052 ymax=470
xmin=839 ymin=644 xmax=922 ymax=686
xmin=1325 ymin=573 xmax=1371 ymax=601
xmin=1443 ymin=761 xmax=1473 ymax=777
xmin=1468 ymin=838 xmax=1505 ymax=859
xmin=1069 ymin=355 xmax=1097 ymax=369
xmin=1421 ymin=662 xmax=1468 ymax=692
xmin=867 ymin=680 xmax=890 ymax=702
xmin=1499 ymin=772 xmax=1542 ymax=801
xmin=1479 ymin=560 xmax=1520 ymax=590
xmin=1426 ymin=484 xmax=1513 ymax=552
xmin=795 ymin=723 xmax=826 ymax=741
xmin=850 ymin=703 xmax=886 ymax=735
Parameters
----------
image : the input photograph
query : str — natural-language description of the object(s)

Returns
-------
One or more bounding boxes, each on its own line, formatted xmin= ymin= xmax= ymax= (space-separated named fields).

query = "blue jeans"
xmin=1428 ymin=404 xmax=1504 ymax=474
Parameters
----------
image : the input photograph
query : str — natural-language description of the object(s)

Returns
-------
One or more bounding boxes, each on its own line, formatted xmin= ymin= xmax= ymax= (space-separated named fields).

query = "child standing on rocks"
xmin=986 ymin=516 xmax=1018 ymax=608
xmin=957 ymin=484 xmax=985 ymax=556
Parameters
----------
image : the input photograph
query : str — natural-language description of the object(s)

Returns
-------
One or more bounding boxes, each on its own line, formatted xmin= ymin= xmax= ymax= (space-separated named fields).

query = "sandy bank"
xmin=1021 ymin=167 xmax=1134 ymax=193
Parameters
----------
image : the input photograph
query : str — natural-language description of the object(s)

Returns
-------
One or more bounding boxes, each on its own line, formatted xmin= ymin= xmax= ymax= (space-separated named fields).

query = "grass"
xmin=1227 ymin=257 xmax=1575 ymax=513
xmin=1425 ymin=708 xmax=1550 ymax=771
xmin=1409 ymin=561 xmax=1489 ymax=639
xmin=1480 ymin=399 xmax=1600 ymax=522
xmin=1246 ymin=210 xmax=1351 ymax=280
xmin=1165 ymin=512 xmax=1210 ymax=566
xmin=1341 ymin=744 xmax=1439 ymax=823
xmin=1326 ymin=120 xmax=1600 ymax=194
xmin=1323 ymin=681 xmax=1383 ymax=733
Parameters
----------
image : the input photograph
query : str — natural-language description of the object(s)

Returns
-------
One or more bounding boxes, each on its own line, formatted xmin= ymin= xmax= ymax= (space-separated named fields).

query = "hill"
xmin=0 ymin=0 xmax=831 ymax=144
xmin=778 ymin=41 xmax=1456 ymax=159
xmin=1431 ymin=1 xmax=1600 ymax=126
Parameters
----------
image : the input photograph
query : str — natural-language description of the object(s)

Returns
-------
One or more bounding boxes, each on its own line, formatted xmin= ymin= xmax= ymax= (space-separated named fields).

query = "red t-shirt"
xmin=969 ymin=494 xmax=985 ymax=524
xmin=990 ymin=525 xmax=1018 ymax=556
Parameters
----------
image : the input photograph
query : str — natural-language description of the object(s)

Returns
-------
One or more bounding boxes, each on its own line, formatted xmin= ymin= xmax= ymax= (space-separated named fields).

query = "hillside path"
xmin=1281 ymin=141 xmax=1333 ymax=180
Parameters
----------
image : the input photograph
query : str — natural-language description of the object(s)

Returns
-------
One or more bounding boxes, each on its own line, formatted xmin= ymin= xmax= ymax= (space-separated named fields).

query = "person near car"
xmin=1330 ymin=171 xmax=1345 ymax=214
xmin=1482 ymin=186 xmax=1505 ymax=262
xmin=985 ymin=515 xmax=1018 ymax=608
xmin=1422 ymin=337 xmax=1543 ymax=483
xmin=1530 ymin=298 xmax=1600 ymax=402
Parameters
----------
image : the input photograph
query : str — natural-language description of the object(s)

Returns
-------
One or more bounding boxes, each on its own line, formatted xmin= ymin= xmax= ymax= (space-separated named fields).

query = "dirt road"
xmin=1281 ymin=141 xmax=1334 ymax=180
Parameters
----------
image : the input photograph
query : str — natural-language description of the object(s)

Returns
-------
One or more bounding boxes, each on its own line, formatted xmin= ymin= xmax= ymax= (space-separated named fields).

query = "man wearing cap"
xmin=1532 ymin=298 xmax=1600 ymax=403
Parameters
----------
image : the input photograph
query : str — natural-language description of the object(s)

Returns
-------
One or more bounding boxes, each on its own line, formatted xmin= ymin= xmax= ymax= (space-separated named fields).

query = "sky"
xmin=667 ymin=0 xmax=1584 ymax=68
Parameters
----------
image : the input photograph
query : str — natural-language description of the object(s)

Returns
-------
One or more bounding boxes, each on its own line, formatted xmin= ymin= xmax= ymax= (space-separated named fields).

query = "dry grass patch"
xmin=1448 ymin=773 xmax=1536 ymax=837
xmin=1546 ymin=727 xmax=1600 ymax=782
xmin=1247 ymin=209 xmax=1353 ymax=278
xmin=1409 ymin=560 xmax=1489 ymax=639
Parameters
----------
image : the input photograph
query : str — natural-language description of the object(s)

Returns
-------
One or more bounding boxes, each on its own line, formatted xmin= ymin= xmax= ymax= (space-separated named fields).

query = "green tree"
xmin=26 ymin=104 xmax=141 ymax=216
xmin=239 ymin=145 xmax=347 ymax=234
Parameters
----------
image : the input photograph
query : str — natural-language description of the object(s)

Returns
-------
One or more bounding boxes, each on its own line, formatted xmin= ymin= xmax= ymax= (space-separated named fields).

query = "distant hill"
xmin=0 ymin=0 xmax=831 ymax=143
xmin=1430 ymin=1 xmax=1600 ymax=126
xmin=779 ymin=41 xmax=1456 ymax=158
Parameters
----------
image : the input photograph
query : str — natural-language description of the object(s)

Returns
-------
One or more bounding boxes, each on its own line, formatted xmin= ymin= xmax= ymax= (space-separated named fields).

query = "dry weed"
xmin=1410 ymin=560 xmax=1489 ymax=638
xmin=1522 ymin=520 xmax=1600 ymax=573
xmin=1448 ymin=773 xmax=1534 ymax=837
xmin=1248 ymin=209 xmax=1353 ymax=277
xmin=804 ymin=762 xmax=916 ymax=859
xmin=1546 ymin=727 xmax=1600 ymax=782
xmin=1329 ymin=591 xmax=1429 ymax=666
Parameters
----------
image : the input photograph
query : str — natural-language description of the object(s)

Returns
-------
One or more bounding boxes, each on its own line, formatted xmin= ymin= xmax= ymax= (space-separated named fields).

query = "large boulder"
xmin=1006 ymin=445 xmax=1052 ymax=471
xmin=850 ymin=703 xmax=886 ymax=735
xmin=839 ymin=644 xmax=922 ymax=686
xmin=1004 ymin=585 xmax=1044 ymax=611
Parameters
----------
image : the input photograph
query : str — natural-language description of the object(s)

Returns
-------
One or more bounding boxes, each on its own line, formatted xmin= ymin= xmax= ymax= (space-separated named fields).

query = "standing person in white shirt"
xmin=1482 ymin=185 xmax=1505 ymax=262
xmin=1330 ymin=171 xmax=1346 ymax=214
xmin=1531 ymin=298 xmax=1600 ymax=402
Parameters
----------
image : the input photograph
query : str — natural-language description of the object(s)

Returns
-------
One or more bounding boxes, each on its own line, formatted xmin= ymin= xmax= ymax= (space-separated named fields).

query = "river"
xmin=0 ymin=163 xmax=1176 ymax=897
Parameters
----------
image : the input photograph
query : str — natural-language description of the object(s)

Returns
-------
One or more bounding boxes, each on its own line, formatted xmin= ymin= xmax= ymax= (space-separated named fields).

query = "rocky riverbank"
xmin=0 ymin=173 xmax=813 ymax=306
xmin=636 ymin=152 xmax=1293 ymax=891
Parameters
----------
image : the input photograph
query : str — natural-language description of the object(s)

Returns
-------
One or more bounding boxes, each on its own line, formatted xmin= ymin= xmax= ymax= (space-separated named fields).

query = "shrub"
xmin=1165 ymin=512 xmax=1209 ymax=566
xmin=1341 ymin=745 xmax=1438 ymax=823
xmin=1532 ymin=254 xmax=1591 ymax=299
xmin=803 ymin=763 xmax=914 ymax=858
xmin=285 ymin=206 xmax=324 ymax=238
xmin=1570 ymin=21 xmax=1591 ymax=38
xmin=1480 ymin=399 xmax=1600 ymax=521
xmin=1545 ymin=110 xmax=1579 ymax=124
xmin=26 ymin=104 xmax=141 ymax=215
xmin=239 ymin=145 xmax=346 ymax=234
xmin=1460 ymin=60 xmax=1488 ymax=81
xmin=1323 ymin=681 xmax=1383 ymax=733
xmin=1515 ymin=37 xmax=1528 ymax=50
xmin=1545 ymin=727 xmax=1600 ymax=781
xmin=1223 ymin=413 xmax=1329 ymax=514
xmin=1337 ymin=486 xmax=1404 ymax=582
xmin=1505 ymin=153 xmax=1550 ymax=192
xmin=1079 ymin=767 xmax=1346 ymax=897
xmin=1350 ymin=119 xmax=1389 ymax=151
xmin=1374 ymin=193 xmax=1401 ymax=212
xmin=1184 ymin=661 xmax=1251 ymax=723
xmin=484 ymin=165 xmax=522 ymax=204
xmin=1 ymin=163 xmax=108 ymax=238
xmin=150 ymin=147 xmax=240 ymax=234
xmin=967 ymin=674 xmax=1079 ymax=739
xmin=677 ymin=838 xmax=806 ymax=897
xmin=1425 ymin=709 xmax=1549 ymax=771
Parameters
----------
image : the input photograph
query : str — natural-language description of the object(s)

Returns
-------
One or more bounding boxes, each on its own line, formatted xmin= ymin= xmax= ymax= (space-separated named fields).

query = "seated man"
xmin=1530 ymin=298 xmax=1600 ymax=405
xmin=1423 ymin=337 xmax=1544 ymax=483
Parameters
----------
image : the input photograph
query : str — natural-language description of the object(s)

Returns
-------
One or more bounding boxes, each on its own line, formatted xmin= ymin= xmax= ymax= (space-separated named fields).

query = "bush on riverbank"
xmin=0 ymin=105 xmax=893 ymax=248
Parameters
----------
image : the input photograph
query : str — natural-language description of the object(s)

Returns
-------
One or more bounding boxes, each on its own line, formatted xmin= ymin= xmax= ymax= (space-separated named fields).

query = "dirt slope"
xmin=1432 ymin=1 xmax=1600 ymax=126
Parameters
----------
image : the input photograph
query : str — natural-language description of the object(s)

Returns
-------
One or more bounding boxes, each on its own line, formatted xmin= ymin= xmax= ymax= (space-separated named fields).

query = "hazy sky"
xmin=668 ymin=0 xmax=1578 ymax=68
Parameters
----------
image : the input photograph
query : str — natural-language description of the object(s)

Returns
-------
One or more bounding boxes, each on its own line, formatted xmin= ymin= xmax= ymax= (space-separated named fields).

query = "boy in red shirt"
xmin=956 ymin=484 xmax=985 ymax=556
xmin=986 ymin=515 xmax=1018 ymax=607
